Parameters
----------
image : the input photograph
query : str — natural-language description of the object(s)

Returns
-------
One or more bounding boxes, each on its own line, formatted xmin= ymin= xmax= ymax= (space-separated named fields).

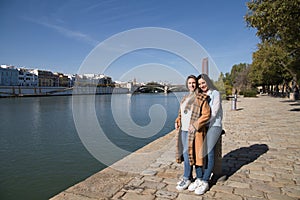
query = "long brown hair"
xmin=197 ymin=74 xmax=217 ymax=92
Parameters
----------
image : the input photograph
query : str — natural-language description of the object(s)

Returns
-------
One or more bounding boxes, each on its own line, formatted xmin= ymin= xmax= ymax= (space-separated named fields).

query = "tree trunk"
xmin=281 ymin=84 xmax=285 ymax=97
xmin=281 ymin=62 xmax=298 ymax=100
xmin=290 ymin=75 xmax=298 ymax=100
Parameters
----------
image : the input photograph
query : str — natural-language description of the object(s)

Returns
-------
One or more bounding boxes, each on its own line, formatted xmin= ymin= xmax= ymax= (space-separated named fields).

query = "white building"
xmin=76 ymin=73 xmax=112 ymax=86
xmin=0 ymin=65 xmax=19 ymax=86
xmin=65 ymin=74 xmax=76 ymax=87
xmin=18 ymin=68 xmax=38 ymax=86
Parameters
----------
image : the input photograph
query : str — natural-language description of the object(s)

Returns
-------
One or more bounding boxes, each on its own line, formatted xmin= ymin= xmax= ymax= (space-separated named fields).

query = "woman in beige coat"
xmin=175 ymin=75 xmax=211 ymax=191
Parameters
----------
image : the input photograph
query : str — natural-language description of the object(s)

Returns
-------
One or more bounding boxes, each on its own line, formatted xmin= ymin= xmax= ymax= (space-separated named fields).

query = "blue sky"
xmin=0 ymin=0 xmax=259 ymax=84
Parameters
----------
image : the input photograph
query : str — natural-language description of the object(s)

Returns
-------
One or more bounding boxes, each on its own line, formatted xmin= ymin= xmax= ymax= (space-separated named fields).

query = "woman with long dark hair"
xmin=175 ymin=75 xmax=211 ymax=191
xmin=188 ymin=74 xmax=223 ymax=195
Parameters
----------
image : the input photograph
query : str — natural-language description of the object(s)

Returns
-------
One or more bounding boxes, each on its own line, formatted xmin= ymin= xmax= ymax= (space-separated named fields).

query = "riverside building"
xmin=0 ymin=65 xmax=18 ymax=86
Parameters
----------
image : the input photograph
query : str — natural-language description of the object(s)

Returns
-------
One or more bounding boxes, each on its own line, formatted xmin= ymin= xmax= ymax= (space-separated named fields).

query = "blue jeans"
xmin=181 ymin=131 xmax=192 ymax=180
xmin=202 ymin=126 xmax=222 ymax=181
xmin=195 ymin=165 xmax=202 ymax=179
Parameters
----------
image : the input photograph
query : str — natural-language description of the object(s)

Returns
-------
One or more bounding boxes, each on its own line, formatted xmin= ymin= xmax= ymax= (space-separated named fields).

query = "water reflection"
xmin=1 ymin=93 xmax=183 ymax=200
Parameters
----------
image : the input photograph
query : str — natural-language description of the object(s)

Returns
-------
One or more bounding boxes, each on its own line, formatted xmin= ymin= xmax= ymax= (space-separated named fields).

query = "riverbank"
xmin=0 ymin=86 xmax=129 ymax=97
xmin=51 ymin=95 xmax=300 ymax=199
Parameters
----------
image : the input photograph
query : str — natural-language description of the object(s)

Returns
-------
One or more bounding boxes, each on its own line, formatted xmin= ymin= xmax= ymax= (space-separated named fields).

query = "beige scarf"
xmin=183 ymin=92 xmax=195 ymax=114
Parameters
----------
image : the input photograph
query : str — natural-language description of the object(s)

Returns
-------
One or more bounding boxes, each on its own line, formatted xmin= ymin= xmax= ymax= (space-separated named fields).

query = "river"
xmin=0 ymin=92 xmax=184 ymax=200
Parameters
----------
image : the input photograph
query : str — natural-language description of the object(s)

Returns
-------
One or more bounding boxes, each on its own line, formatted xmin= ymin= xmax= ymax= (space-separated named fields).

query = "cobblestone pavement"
xmin=51 ymin=95 xmax=300 ymax=200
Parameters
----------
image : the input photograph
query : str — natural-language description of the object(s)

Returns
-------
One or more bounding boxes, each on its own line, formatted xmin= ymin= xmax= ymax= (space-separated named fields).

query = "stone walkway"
xmin=51 ymin=95 xmax=300 ymax=200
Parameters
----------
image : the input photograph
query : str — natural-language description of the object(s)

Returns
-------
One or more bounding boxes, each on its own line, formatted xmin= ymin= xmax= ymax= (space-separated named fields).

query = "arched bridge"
xmin=133 ymin=84 xmax=178 ymax=94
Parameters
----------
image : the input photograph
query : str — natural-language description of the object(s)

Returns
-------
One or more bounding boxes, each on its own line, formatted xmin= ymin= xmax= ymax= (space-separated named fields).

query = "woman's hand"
xmin=175 ymin=122 xmax=179 ymax=130
xmin=188 ymin=125 xmax=196 ymax=133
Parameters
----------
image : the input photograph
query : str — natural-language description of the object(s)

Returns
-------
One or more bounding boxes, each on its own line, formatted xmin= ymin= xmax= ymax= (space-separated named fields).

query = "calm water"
xmin=0 ymin=93 xmax=183 ymax=200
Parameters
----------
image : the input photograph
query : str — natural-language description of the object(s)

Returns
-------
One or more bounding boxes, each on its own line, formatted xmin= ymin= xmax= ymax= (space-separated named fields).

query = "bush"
xmin=241 ymin=89 xmax=257 ymax=97
xmin=221 ymin=93 xmax=227 ymax=100
xmin=225 ymin=88 xmax=232 ymax=96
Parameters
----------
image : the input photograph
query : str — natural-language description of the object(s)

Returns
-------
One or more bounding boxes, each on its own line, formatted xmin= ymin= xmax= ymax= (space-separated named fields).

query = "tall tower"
xmin=133 ymin=77 xmax=137 ymax=85
xmin=202 ymin=57 xmax=209 ymax=75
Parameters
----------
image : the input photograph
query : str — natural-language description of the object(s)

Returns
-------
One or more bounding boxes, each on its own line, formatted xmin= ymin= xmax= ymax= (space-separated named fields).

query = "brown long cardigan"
xmin=175 ymin=93 xmax=211 ymax=166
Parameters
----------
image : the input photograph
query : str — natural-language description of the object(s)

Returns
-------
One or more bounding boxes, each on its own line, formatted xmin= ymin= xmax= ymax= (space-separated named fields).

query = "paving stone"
xmin=163 ymin=178 xmax=179 ymax=185
xmin=142 ymin=176 xmax=163 ymax=183
xmin=228 ymin=174 xmax=248 ymax=182
xmin=225 ymin=180 xmax=250 ymax=188
xmin=272 ymin=177 xmax=294 ymax=185
xmin=177 ymin=193 xmax=203 ymax=200
xmin=164 ymin=184 xmax=178 ymax=192
xmin=62 ymin=169 xmax=133 ymax=199
xmin=210 ymin=185 xmax=234 ymax=194
xmin=122 ymin=185 xmax=144 ymax=193
xmin=141 ymin=180 xmax=166 ymax=190
xmin=250 ymin=170 xmax=275 ymax=179
xmin=157 ymin=170 xmax=180 ymax=179
xmin=149 ymin=162 xmax=161 ymax=168
xmin=293 ymin=164 xmax=300 ymax=172
xmin=269 ymin=162 xmax=294 ymax=171
xmin=156 ymin=159 xmax=173 ymax=166
xmin=250 ymin=182 xmax=281 ymax=194
xmin=293 ymin=176 xmax=300 ymax=185
xmin=155 ymin=190 xmax=177 ymax=199
xmin=122 ymin=192 xmax=155 ymax=200
xmin=267 ymin=167 xmax=293 ymax=175
xmin=142 ymin=188 xmax=156 ymax=195
xmin=267 ymin=193 xmax=296 ymax=200
xmin=234 ymin=188 xmax=264 ymax=198
xmin=274 ymin=172 xmax=295 ymax=180
xmin=50 ymin=192 xmax=99 ymax=200
xmin=245 ymin=197 xmax=265 ymax=200
xmin=248 ymin=173 xmax=273 ymax=182
xmin=204 ymin=189 xmax=216 ymax=197
xmin=126 ymin=177 xmax=144 ymax=187
xmin=282 ymin=186 xmax=300 ymax=198
xmin=141 ymin=169 xmax=157 ymax=176
xmin=268 ymin=181 xmax=287 ymax=188
xmin=112 ymin=191 xmax=126 ymax=199
xmin=156 ymin=198 xmax=172 ymax=200
xmin=214 ymin=191 xmax=243 ymax=200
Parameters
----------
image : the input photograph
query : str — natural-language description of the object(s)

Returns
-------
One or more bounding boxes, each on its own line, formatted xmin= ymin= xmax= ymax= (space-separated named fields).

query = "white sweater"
xmin=180 ymin=96 xmax=192 ymax=131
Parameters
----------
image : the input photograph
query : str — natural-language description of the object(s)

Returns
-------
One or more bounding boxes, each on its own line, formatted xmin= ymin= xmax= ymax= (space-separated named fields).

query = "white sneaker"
xmin=188 ymin=179 xmax=203 ymax=191
xmin=177 ymin=178 xmax=184 ymax=185
xmin=194 ymin=181 xmax=209 ymax=195
xmin=176 ymin=179 xmax=191 ymax=191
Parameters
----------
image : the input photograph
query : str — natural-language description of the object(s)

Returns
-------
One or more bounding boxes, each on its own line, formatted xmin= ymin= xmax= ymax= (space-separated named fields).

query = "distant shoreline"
xmin=0 ymin=86 xmax=129 ymax=98
xmin=0 ymin=86 xmax=187 ymax=98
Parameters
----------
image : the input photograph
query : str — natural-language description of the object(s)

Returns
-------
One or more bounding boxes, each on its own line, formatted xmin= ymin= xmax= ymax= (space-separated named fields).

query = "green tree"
xmin=231 ymin=63 xmax=252 ymax=92
xmin=250 ymin=41 xmax=292 ymax=86
xmin=245 ymin=0 xmax=300 ymax=93
xmin=213 ymin=73 xmax=226 ymax=98
xmin=221 ymin=72 xmax=233 ymax=96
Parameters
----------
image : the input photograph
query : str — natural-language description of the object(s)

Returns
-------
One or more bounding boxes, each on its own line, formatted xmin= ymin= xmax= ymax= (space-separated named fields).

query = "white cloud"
xmin=23 ymin=16 xmax=99 ymax=46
